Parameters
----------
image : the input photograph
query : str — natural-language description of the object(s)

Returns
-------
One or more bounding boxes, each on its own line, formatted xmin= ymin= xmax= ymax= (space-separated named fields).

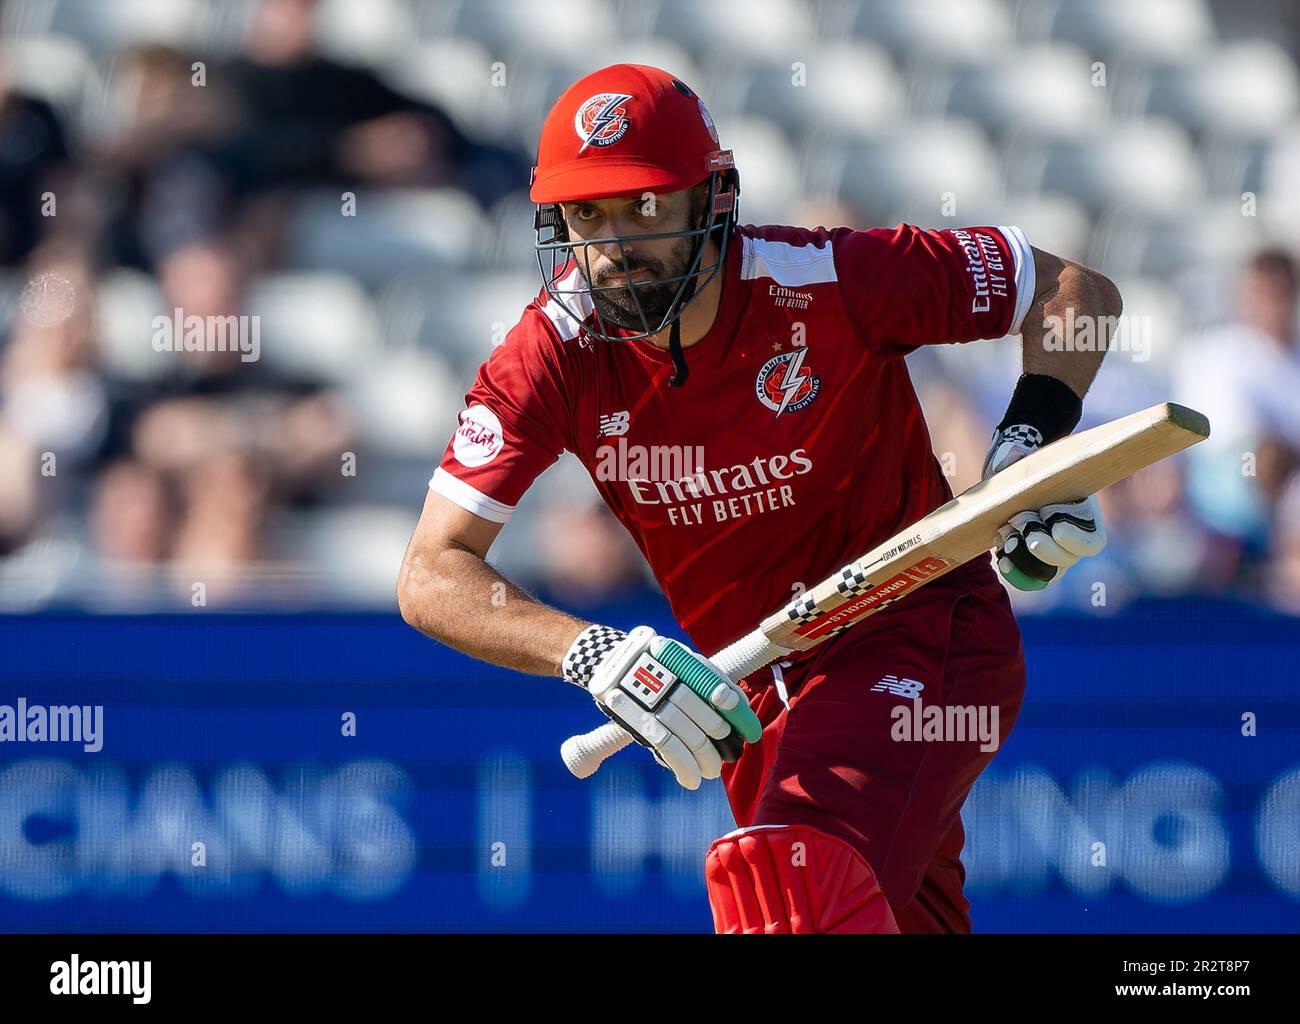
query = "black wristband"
xmin=996 ymin=373 xmax=1082 ymax=445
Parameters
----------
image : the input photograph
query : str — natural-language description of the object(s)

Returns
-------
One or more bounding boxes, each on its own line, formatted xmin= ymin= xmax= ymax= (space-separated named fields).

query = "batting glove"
xmin=562 ymin=624 xmax=761 ymax=790
xmin=982 ymin=424 xmax=1108 ymax=591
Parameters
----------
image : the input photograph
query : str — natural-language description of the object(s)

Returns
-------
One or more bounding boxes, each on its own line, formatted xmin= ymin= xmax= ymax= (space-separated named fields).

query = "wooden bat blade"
xmin=761 ymin=402 xmax=1209 ymax=651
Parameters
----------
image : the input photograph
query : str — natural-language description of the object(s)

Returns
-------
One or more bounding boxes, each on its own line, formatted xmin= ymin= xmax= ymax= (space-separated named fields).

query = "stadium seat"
xmin=314 ymin=0 xmax=415 ymax=67
xmin=1026 ymin=0 xmax=1215 ymax=61
xmin=1011 ymin=121 xmax=1201 ymax=217
xmin=719 ymin=116 xmax=804 ymax=226
xmin=247 ymin=272 xmax=381 ymax=383
xmin=95 ymin=269 xmax=167 ymax=381
xmin=1090 ymin=205 xmax=1264 ymax=281
xmin=1103 ymin=276 xmax=1182 ymax=377
xmin=834 ymin=0 xmax=1014 ymax=61
xmin=0 ymin=272 xmax=22 ymax=347
xmin=0 ymin=34 xmax=102 ymax=140
xmin=379 ymin=270 xmax=539 ymax=376
xmin=358 ymin=454 xmax=451 ymax=507
xmin=384 ymin=37 xmax=513 ymax=141
xmin=3 ymin=0 xmax=209 ymax=54
xmin=287 ymin=188 xmax=491 ymax=283
xmin=645 ymin=0 xmax=818 ymax=64
xmin=484 ymin=190 xmax=544 ymax=271
xmin=1199 ymin=137 xmax=1272 ymax=200
xmin=436 ymin=0 xmax=618 ymax=57
xmin=343 ymin=348 xmax=463 ymax=458
xmin=925 ymin=45 xmax=1109 ymax=138
xmin=1261 ymin=121 xmax=1300 ymax=235
xmin=891 ymin=194 xmax=1091 ymax=263
xmin=1137 ymin=42 xmax=1300 ymax=138
xmin=720 ymin=44 xmax=905 ymax=139
xmin=806 ymin=120 xmax=1003 ymax=224
xmin=291 ymin=504 xmax=426 ymax=605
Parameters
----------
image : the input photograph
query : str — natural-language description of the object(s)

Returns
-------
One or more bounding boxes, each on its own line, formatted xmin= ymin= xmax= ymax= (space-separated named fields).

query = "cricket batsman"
xmin=398 ymin=64 xmax=1121 ymax=933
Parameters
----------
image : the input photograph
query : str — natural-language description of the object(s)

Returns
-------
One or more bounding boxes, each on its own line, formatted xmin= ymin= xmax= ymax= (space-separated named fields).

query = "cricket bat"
xmin=561 ymin=401 xmax=1210 ymax=779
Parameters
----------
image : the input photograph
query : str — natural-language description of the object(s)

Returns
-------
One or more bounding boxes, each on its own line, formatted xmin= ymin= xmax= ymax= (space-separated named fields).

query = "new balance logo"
xmin=871 ymin=674 xmax=925 ymax=698
xmin=599 ymin=411 xmax=630 ymax=437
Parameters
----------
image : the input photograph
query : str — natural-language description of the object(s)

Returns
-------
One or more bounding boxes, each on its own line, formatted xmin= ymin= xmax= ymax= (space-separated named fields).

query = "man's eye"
xmin=574 ymin=208 xmax=598 ymax=222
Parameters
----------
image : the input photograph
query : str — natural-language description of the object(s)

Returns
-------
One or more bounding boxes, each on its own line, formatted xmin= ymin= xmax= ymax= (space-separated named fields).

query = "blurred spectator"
xmin=89 ymin=459 xmax=174 ymax=563
xmin=1173 ymin=248 xmax=1300 ymax=585
xmin=1267 ymin=476 xmax=1300 ymax=612
xmin=0 ymin=60 xmax=70 ymax=265
xmin=0 ymin=422 xmax=38 ymax=557
xmin=154 ymin=239 xmax=251 ymax=381
xmin=139 ymin=237 xmax=356 ymax=501
xmin=170 ymin=449 xmax=272 ymax=601
xmin=100 ymin=44 xmax=240 ymax=267
xmin=1 ymin=256 xmax=108 ymax=463
xmin=218 ymin=0 xmax=527 ymax=205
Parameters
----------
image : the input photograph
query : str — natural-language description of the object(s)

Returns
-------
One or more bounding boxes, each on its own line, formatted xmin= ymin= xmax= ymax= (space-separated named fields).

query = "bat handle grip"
xmin=561 ymin=721 xmax=633 ymax=778
xmin=561 ymin=629 xmax=789 ymax=779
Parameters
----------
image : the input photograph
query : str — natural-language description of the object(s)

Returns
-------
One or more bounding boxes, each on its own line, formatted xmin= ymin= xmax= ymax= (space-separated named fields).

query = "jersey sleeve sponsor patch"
xmin=832 ymin=223 xmax=1034 ymax=356
xmin=451 ymin=404 xmax=505 ymax=467
xmin=430 ymin=313 xmax=571 ymax=523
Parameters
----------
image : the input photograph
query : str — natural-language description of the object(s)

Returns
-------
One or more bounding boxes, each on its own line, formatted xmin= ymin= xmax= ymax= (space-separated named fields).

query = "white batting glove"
xmin=983 ymin=424 xmax=1108 ymax=591
xmin=561 ymin=624 xmax=761 ymax=790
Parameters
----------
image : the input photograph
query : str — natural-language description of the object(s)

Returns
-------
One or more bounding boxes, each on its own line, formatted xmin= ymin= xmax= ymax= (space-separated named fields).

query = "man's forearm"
xmin=1021 ymin=257 xmax=1123 ymax=398
xmin=397 ymin=544 xmax=587 ymax=677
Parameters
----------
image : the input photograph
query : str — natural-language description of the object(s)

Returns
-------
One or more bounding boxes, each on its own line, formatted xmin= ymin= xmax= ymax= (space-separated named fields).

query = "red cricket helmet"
xmin=530 ymin=64 xmax=740 ymax=386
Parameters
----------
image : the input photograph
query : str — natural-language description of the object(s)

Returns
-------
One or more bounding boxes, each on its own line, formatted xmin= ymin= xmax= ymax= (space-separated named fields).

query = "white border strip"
xmin=429 ymin=467 xmax=515 ymax=524
xmin=740 ymin=234 xmax=839 ymax=286
xmin=997 ymin=224 xmax=1035 ymax=336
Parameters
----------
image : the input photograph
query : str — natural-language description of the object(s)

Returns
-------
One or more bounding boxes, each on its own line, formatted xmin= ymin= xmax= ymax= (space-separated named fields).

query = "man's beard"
xmin=586 ymin=234 xmax=697 ymax=333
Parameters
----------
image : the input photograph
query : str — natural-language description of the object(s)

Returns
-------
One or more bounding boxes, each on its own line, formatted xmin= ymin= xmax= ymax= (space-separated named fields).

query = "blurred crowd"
xmin=1 ymin=0 xmax=1299 ymax=614
xmin=0 ymin=0 xmax=538 ymax=608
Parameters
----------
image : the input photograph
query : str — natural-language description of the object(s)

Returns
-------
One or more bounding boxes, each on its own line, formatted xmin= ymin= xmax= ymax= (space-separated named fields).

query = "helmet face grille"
xmin=532 ymin=169 xmax=740 ymax=345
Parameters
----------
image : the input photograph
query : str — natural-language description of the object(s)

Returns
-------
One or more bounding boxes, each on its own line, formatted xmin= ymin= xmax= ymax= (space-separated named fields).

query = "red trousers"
xmin=719 ymin=557 xmax=1026 ymax=933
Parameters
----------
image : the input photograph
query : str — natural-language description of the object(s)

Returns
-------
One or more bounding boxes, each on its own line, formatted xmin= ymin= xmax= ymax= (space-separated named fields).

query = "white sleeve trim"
xmin=429 ymin=467 xmax=515 ymax=524
xmin=998 ymin=224 xmax=1035 ymax=336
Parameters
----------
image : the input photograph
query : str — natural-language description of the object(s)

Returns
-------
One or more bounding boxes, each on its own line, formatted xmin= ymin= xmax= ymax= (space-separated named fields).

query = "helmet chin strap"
xmin=667 ymin=184 xmax=726 ymax=388
xmin=667 ymin=273 xmax=698 ymax=387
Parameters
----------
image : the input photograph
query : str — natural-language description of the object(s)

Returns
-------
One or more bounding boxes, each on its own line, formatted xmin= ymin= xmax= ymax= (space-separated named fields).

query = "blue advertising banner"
xmin=0 ymin=601 xmax=1297 ymax=933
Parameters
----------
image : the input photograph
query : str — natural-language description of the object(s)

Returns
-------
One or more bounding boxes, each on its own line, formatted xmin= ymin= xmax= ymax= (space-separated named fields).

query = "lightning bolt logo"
xmin=575 ymin=93 xmax=634 ymax=152
xmin=775 ymin=347 xmax=810 ymax=417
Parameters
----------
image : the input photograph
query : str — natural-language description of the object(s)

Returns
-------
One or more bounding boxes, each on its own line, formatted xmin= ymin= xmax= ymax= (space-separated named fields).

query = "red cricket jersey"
xmin=432 ymin=222 xmax=1035 ymax=655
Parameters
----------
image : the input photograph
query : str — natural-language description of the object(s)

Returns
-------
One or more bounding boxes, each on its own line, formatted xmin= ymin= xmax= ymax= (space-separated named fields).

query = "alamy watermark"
xmin=50 ymin=955 xmax=150 ymax=1004
xmin=0 ymin=698 xmax=103 ymax=752
xmin=1042 ymin=309 xmax=1152 ymax=363
xmin=890 ymin=696 xmax=1000 ymax=752
xmin=151 ymin=308 xmax=260 ymax=362
xmin=595 ymin=438 xmax=705 ymax=482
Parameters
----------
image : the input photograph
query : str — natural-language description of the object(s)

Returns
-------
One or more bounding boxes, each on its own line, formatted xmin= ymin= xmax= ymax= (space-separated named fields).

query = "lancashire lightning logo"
xmin=755 ymin=348 xmax=820 ymax=417
xmin=574 ymin=93 xmax=633 ymax=152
